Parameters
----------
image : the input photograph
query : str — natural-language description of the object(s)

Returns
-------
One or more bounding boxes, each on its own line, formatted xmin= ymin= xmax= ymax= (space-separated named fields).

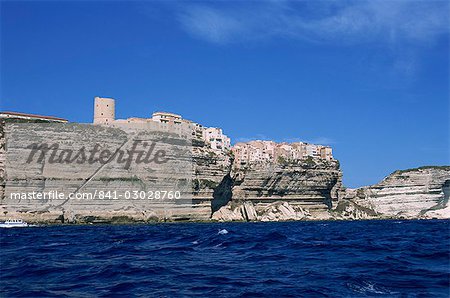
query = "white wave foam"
xmin=348 ymin=280 xmax=396 ymax=295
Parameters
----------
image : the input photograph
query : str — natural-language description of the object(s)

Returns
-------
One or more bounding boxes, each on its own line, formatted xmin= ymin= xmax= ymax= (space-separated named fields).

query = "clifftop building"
xmin=93 ymin=97 xmax=114 ymax=125
xmin=93 ymin=97 xmax=231 ymax=152
xmin=151 ymin=112 xmax=183 ymax=124
xmin=232 ymin=140 xmax=333 ymax=165
xmin=203 ymin=127 xmax=231 ymax=152
xmin=92 ymin=97 xmax=333 ymax=160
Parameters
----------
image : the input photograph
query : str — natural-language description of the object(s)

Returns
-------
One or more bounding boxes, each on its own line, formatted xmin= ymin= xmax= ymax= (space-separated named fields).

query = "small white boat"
xmin=0 ymin=219 xmax=29 ymax=228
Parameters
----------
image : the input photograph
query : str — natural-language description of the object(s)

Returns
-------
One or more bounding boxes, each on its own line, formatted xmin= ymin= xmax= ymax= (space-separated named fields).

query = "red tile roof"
xmin=0 ymin=111 xmax=68 ymax=122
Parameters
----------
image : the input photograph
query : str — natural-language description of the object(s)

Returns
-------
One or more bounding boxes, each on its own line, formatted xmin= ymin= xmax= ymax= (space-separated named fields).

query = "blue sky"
xmin=1 ymin=0 xmax=449 ymax=187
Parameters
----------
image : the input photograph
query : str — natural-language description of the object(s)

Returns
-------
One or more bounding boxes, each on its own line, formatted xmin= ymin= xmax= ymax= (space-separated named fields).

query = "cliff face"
xmin=0 ymin=122 xmax=344 ymax=223
xmin=0 ymin=120 xmax=5 ymax=204
xmin=340 ymin=166 xmax=450 ymax=219
xmin=0 ymin=122 xmax=201 ymax=223
xmin=192 ymin=148 xmax=345 ymax=221
xmin=232 ymin=159 xmax=342 ymax=207
xmin=211 ymin=165 xmax=450 ymax=221
xmin=192 ymin=145 xmax=232 ymax=219
xmin=210 ymin=158 xmax=345 ymax=221
xmin=0 ymin=121 xmax=235 ymax=223
xmin=2 ymin=121 xmax=447 ymax=223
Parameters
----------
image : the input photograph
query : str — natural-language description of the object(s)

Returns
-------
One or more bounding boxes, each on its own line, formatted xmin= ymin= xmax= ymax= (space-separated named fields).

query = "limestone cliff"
xmin=211 ymin=166 xmax=450 ymax=221
xmin=0 ymin=120 xmax=5 ymax=204
xmin=210 ymin=157 xmax=345 ymax=221
xmin=191 ymin=144 xmax=232 ymax=219
xmin=0 ymin=122 xmax=202 ymax=223
xmin=341 ymin=166 xmax=450 ymax=219
xmin=0 ymin=121 xmax=344 ymax=223
xmin=195 ymin=149 xmax=345 ymax=221
xmin=1 ymin=120 xmax=447 ymax=223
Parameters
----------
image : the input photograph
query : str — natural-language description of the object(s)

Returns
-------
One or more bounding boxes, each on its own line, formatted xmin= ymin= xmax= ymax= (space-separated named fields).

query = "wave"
xmin=1 ymin=220 xmax=449 ymax=297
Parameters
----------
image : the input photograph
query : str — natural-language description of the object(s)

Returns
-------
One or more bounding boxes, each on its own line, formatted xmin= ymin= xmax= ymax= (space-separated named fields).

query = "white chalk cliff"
xmin=0 ymin=119 xmax=448 ymax=223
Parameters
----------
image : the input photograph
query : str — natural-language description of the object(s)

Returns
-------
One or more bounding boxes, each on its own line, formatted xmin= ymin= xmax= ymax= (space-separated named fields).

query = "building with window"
xmin=151 ymin=112 xmax=183 ymax=125
xmin=92 ymin=97 xmax=231 ymax=152
xmin=203 ymin=127 xmax=231 ymax=152
xmin=91 ymin=97 xmax=331 ymax=157
xmin=232 ymin=140 xmax=334 ymax=165
xmin=319 ymin=146 xmax=333 ymax=161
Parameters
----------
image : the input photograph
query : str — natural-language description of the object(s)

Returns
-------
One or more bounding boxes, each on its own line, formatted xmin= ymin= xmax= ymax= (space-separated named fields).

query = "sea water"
xmin=1 ymin=220 xmax=449 ymax=297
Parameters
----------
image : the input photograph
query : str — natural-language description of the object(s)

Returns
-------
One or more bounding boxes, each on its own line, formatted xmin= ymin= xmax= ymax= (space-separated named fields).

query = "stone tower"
xmin=93 ymin=97 xmax=115 ymax=125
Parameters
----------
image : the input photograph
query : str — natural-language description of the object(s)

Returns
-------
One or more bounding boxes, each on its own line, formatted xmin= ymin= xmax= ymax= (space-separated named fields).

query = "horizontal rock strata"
xmin=344 ymin=166 xmax=450 ymax=219
xmin=1 ymin=120 xmax=448 ymax=223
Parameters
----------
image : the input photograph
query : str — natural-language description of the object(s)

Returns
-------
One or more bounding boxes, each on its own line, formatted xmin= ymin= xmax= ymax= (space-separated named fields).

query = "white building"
xmin=203 ymin=127 xmax=231 ymax=152
xmin=151 ymin=112 xmax=183 ymax=125
xmin=233 ymin=141 xmax=277 ymax=164
xmin=305 ymin=144 xmax=320 ymax=157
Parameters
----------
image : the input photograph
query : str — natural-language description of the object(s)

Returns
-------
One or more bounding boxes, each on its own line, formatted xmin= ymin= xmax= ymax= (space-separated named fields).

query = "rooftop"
xmin=152 ymin=111 xmax=182 ymax=118
xmin=0 ymin=111 xmax=68 ymax=122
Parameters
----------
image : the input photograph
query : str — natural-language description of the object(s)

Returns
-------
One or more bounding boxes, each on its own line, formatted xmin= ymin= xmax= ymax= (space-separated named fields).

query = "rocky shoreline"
xmin=5 ymin=213 xmax=448 ymax=226
xmin=2 ymin=162 xmax=448 ymax=224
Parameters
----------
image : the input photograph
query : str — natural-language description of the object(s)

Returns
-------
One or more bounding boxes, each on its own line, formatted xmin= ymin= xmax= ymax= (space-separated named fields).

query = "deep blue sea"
xmin=1 ymin=220 xmax=449 ymax=297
